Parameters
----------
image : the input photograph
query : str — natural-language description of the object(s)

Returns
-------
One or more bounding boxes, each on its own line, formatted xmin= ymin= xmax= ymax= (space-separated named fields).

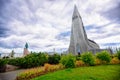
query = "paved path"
xmin=0 ymin=70 xmax=24 ymax=80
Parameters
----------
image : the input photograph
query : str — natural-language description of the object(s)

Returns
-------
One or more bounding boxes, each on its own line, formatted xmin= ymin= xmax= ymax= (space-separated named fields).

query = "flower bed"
xmin=16 ymin=64 xmax=64 ymax=80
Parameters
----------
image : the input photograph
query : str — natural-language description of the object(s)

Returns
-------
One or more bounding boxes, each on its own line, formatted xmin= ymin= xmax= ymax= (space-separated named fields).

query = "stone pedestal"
xmin=23 ymin=48 xmax=29 ymax=57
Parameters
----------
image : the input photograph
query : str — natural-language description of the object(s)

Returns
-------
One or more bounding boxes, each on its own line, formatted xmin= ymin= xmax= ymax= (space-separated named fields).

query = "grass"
xmin=32 ymin=64 xmax=120 ymax=80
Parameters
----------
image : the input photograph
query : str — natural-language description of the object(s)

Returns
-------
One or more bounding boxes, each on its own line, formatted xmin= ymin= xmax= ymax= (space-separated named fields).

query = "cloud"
xmin=0 ymin=24 xmax=9 ymax=37
xmin=101 ymin=2 xmax=120 ymax=22
xmin=0 ymin=0 xmax=120 ymax=53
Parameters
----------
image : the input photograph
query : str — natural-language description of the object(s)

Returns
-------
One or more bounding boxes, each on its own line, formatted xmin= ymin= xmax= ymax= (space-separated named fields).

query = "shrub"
xmin=81 ymin=52 xmax=95 ymax=66
xmin=36 ymin=52 xmax=48 ymax=66
xmin=96 ymin=51 xmax=111 ymax=64
xmin=60 ymin=54 xmax=76 ymax=68
xmin=75 ymin=60 xmax=85 ymax=67
xmin=0 ymin=59 xmax=7 ymax=66
xmin=44 ymin=63 xmax=64 ymax=72
xmin=16 ymin=64 xmax=64 ymax=80
xmin=3 ymin=56 xmax=9 ymax=59
xmin=16 ymin=67 xmax=45 ymax=80
xmin=8 ymin=58 xmax=23 ymax=67
xmin=95 ymin=59 xmax=102 ymax=65
xmin=48 ymin=54 xmax=61 ymax=64
xmin=116 ymin=49 xmax=120 ymax=60
xmin=21 ymin=52 xmax=48 ymax=68
xmin=0 ymin=59 xmax=8 ymax=72
xmin=8 ymin=52 xmax=48 ymax=68
xmin=110 ymin=57 xmax=120 ymax=64
xmin=44 ymin=63 xmax=51 ymax=72
xmin=76 ymin=56 xmax=81 ymax=60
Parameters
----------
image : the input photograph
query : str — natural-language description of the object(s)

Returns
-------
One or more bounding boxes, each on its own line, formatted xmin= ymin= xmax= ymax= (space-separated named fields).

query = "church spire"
xmin=72 ymin=5 xmax=81 ymax=19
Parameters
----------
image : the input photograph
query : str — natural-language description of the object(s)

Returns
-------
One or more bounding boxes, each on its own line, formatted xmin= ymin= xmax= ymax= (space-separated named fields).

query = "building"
xmin=68 ymin=5 xmax=111 ymax=55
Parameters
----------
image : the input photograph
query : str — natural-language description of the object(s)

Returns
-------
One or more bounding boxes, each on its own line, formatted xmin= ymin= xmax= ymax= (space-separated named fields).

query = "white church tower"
xmin=68 ymin=5 xmax=99 ymax=55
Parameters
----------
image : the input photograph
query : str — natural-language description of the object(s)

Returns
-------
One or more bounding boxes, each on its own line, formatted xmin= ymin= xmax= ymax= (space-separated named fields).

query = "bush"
xmin=75 ymin=60 xmax=85 ymax=67
xmin=8 ymin=52 xmax=48 ymax=68
xmin=0 ymin=59 xmax=7 ymax=66
xmin=44 ymin=63 xmax=64 ymax=72
xmin=95 ymin=59 xmax=102 ymax=65
xmin=96 ymin=51 xmax=111 ymax=64
xmin=3 ymin=56 xmax=9 ymax=59
xmin=110 ymin=57 xmax=120 ymax=64
xmin=76 ymin=56 xmax=81 ymax=60
xmin=16 ymin=64 xmax=64 ymax=80
xmin=48 ymin=54 xmax=61 ymax=64
xmin=0 ymin=59 xmax=8 ymax=72
xmin=21 ymin=52 xmax=48 ymax=68
xmin=8 ymin=58 xmax=23 ymax=67
xmin=60 ymin=54 xmax=76 ymax=68
xmin=81 ymin=52 xmax=95 ymax=66
xmin=16 ymin=67 xmax=45 ymax=80
xmin=116 ymin=50 xmax=120 ymax=60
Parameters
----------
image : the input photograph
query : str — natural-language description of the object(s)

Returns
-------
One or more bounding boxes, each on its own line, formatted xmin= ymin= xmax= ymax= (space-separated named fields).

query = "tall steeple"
xmin=72 ymin=5 xmax=81 ymax=19
xmin=68 ymin=5 xmax=99 ymax=55
xmin=72 ymin=5 xmax=88 ymax=40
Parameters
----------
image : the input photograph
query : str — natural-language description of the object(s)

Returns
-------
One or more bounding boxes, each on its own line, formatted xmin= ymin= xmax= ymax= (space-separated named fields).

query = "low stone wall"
xmin=0 ymin=64 xmax=19 ymax=72
xmin=6 ymin=64 xmax=19 ymax=72
xmin=0 ymin=65 xmax=6 ymax=72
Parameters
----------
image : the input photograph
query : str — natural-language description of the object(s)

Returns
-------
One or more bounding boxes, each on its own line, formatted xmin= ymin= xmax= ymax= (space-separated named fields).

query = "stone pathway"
xmin=0 ymin=70 xmax=24 ymax=80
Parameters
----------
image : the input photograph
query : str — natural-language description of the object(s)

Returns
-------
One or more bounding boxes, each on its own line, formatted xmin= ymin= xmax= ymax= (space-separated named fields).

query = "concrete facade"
xmin=68 ymin=5 xmax=100 ymax=55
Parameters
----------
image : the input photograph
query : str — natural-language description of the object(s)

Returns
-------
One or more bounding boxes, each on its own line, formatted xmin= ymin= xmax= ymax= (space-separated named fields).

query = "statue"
xmin=23 ymin=42 xmax=29 ymax=56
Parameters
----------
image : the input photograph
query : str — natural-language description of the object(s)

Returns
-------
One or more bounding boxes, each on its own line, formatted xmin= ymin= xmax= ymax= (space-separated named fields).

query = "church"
xmin=68 ymin=5 xmax=112 ymax=55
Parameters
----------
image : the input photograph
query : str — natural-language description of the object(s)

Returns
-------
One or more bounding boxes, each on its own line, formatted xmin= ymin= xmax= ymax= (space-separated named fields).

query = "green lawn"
xmin=32 ymin=65 xmax=120 ymax=80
